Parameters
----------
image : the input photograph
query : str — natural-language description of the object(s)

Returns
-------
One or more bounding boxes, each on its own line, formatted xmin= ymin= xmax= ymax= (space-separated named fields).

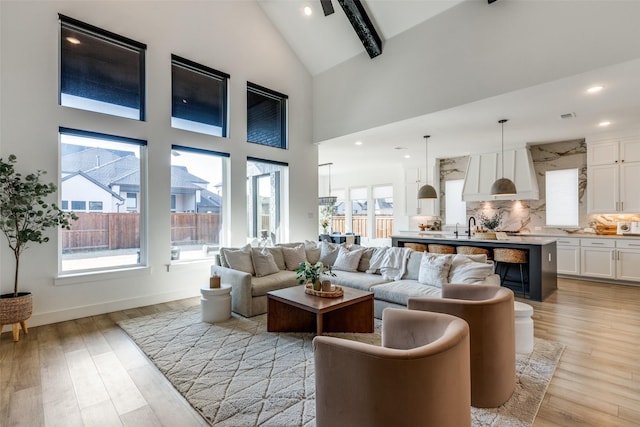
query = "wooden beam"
xmin=320 ymin=0 xmax=334 ymax=16
xmin=337 ymin=0 xmax=382 ymax=59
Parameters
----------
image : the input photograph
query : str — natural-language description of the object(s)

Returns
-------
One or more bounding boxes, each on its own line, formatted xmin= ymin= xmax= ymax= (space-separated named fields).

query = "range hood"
xmin=462 ymin=147 xmax=539 ymax=201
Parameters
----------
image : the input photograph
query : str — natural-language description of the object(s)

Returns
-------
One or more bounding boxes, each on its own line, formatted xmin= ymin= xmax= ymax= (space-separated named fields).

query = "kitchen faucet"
xmin=454 ymin=222 xmax=460 ymax=238
xmin=467 ymin=216 xmax=476 ymax=238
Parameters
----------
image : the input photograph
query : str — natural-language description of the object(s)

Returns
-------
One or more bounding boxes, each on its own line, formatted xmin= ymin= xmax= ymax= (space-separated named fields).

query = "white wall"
xmin=313 ymin=0 xmax=640 ymax=143
xmin=0 ymin=1 xmax=316 ymax=329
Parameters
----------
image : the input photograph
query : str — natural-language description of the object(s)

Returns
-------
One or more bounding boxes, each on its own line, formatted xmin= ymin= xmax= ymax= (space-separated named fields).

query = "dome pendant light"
xmin=490 ymin=119 xmax=517 ymax=196
xmin=418 ymin=135 xmax=438 ymax=199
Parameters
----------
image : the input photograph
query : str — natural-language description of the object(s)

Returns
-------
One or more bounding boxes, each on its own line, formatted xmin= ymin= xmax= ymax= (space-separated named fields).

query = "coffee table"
xmin=267 ymin=285 xmax=374 ymax=335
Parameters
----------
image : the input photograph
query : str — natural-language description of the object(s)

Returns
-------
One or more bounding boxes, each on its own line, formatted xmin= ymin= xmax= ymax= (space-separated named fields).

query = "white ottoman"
xmin=514 ymin=301 xmax=534 ymax=354
xmin=200 ymin=285 xmax=231 ymax=323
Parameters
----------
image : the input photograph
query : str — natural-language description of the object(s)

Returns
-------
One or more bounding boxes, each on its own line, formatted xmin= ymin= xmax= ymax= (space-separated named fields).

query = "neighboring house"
xmin=62 ymin=146 xmax=219 ymax=213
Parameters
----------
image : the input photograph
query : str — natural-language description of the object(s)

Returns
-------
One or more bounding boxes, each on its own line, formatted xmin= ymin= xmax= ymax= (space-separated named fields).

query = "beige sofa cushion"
xmin=251 ymin=270 xmax=299 ymax=296
xmin=281 ymin=244 xmax=307 ymax=270
xmin=371 ymin=280 xmax=442 ymax=306
xmin=251 ymin=248 xmax=280 ymax=277
xmin=221 ymin=245 xmax=254 ymax=275
xmin=330 ymin=270 xmax=390 ymax=291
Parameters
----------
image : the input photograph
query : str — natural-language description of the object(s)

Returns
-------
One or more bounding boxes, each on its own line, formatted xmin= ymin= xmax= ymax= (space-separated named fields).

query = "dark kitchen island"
xmin=391 ymin=234 xmax=557 ymax=301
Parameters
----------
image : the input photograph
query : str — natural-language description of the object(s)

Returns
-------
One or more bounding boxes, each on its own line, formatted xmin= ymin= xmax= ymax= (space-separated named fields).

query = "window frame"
xmin=59 ymin=14 xmax=146 ymax=121
xmin=246 ymin=82 xmax=288 ymax=149
xmin=545 ymin=168 xmax=579 ymax=227
xmin=171 ymin=54 xmax=230 ymax=137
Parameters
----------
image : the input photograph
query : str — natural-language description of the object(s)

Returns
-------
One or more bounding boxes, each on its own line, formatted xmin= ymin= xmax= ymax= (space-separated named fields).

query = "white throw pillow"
xmin=319 ymin=240 xmax=341 ymax=266
xmin=332 ymin=247 xmax=364 ymax=272
xmin=304 ymin=240 xmax=321 ymax=264
xmin=281 ymin=244 xmax=308 ymax=271
xmin=418 ymin=253 xmax=453 ymax=288
xmin=449 ymin=255 xmax=494 ymax=284
xmin=222 ymin=244 xmax=254 ymax=275
xmin=251 ymin=248 xmax=280 ymax=277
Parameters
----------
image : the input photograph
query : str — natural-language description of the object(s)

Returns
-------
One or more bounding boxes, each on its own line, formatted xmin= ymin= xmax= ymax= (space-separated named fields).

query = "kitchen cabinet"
xmin=556 ymin=238 xmax=580 ymax=275
xmin=580 ymin=239 xmax=615 ymax=279
xmin=587 ymin=138 xmax=640 ymax=213
xmin=614 ymin=240 xmax=640 ymax=282
xmin=405 ymin=168 xmax=437 ymax=216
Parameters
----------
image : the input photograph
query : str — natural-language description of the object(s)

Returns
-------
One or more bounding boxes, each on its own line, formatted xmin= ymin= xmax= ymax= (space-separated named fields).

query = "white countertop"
xmin=392 ymin=234 xmax=557 ymax=246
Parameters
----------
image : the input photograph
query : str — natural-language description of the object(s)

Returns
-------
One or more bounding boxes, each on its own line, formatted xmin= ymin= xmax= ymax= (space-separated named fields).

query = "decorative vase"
xmin=313 ymin=278 xmax=322 ymax=291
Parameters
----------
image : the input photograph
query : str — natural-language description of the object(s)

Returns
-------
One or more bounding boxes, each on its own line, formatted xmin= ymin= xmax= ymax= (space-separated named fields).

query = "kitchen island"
xmin=391 ymin=234 xmax=557 ymax=301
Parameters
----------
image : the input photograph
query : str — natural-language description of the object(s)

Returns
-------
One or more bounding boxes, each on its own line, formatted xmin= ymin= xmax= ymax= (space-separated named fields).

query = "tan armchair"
xmin=408 ymin=284 xmax=515 ymax=408
xmin=313 ymin=308 xmax=470 ymax=427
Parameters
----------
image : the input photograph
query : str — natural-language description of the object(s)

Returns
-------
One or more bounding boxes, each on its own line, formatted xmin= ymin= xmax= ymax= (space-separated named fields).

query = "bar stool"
xmin=456 ymin=246 xmax=491 ymax=259
xmin=404 ymin=243 xmax=428 ymax=252
xmin=493 ymin=248 xmax=528 ymax=297
xmin=428 ymin=244 xmax=456 ymax=254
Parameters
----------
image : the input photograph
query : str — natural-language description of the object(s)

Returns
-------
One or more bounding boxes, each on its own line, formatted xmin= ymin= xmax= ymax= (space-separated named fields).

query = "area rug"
xmin=118 ymin=306 xmax=564 ymax=427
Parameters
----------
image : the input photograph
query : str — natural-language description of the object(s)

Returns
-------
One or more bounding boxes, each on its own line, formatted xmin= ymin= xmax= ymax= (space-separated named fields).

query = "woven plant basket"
xmin=0 ymin=292 xmax=33 ymax=324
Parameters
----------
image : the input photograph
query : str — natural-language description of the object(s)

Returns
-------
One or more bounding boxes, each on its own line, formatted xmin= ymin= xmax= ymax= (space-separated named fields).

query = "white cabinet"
xmin=587 ymin=138 xmax=640 ymax=213
xmin=405 ymin=168 xmax=437 ymax=216
xmin=556 ymin=238 xmax=580 ymax=275
xmin=580 ymin=239 xmax=615 ymax=279
xmin=615 ymin=240 xmax=640 ymax=282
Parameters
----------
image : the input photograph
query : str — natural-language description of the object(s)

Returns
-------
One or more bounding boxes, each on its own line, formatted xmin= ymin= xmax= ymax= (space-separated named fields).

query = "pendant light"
xmin=318 ymin=163 xmax=337 ymax=206
xmin=418 ymin=135 xmax=438 ymax=199
xmin=490 ymin=119 xmax=517 ymax=196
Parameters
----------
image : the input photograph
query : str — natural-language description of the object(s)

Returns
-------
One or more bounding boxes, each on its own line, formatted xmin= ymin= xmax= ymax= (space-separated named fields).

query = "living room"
xmin=1 ymin=1 xmax=639 ymax=426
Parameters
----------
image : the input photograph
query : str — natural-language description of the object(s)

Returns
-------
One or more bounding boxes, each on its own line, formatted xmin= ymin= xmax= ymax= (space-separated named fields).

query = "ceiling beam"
xmin=337 ymin=0 xmax=382 ymax=59
xmin=320 ymin=0 xmax=334 ymax=16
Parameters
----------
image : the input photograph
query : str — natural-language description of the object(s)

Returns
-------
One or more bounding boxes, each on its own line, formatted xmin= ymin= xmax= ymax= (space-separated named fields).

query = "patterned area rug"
xmin=118 ymin=306 xmax=563 ymax=427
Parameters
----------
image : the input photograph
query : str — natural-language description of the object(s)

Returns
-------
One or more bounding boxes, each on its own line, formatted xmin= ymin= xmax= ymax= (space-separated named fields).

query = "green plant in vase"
xmin=295 ymin=261 xmax=336 ymax=291
xmin=478 ymin=211 xmax=503 ymax=231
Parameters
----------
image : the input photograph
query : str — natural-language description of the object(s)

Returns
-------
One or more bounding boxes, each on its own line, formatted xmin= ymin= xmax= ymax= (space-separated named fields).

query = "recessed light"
xmin=355 ymin=141 xmax=363 ymax=146
xmin=404 ymin=155 xmax=411 ymax=159
xmin=599 ymin=121 xmax=611 ymax=127
xmin=303 ymin=6 xmax=312 ymax=16
xmin=587 ymin=85 xmax=604 ymax=93
xmin=66 ymin=37 xmax=81 ymax=45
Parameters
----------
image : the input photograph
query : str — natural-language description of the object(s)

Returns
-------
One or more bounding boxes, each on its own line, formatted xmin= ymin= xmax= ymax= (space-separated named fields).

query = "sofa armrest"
xmin=211 ymin=265 xmax=253 ymax=317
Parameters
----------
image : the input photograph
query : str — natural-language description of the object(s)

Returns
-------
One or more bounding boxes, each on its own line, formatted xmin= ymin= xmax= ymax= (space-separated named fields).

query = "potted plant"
xmin=295 ymin=261 xmax=336 ymax=291
xmin=476 ymin=211 xmax=503 ymax=240
xmin=0 ymin=154 xmax=77 ymax=341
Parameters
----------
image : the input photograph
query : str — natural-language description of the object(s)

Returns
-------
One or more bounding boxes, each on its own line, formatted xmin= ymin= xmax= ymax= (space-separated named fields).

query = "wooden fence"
xmin=330 ymin=215 xmax=393 ymax=238
xmin=62 ymin=212 xmax=221 ymax=251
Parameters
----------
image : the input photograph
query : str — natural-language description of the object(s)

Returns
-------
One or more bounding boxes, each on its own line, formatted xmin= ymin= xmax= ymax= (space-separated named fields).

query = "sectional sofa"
xmin=211 ymin=240 xmax=500 ymax=318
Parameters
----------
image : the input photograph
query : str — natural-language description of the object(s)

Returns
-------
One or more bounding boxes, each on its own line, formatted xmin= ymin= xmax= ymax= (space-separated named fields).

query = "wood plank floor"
xmin=1 ymin=277 xmax=639 ymax=426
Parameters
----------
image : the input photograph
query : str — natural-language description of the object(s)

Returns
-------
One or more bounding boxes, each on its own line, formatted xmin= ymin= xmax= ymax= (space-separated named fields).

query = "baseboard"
xmin=0 ymin=288 xmax=200 ymax=333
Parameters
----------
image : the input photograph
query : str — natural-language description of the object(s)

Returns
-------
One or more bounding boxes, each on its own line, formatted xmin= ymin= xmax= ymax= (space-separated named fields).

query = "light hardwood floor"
xmin=1 ymin=278 xmax=639 ymax=426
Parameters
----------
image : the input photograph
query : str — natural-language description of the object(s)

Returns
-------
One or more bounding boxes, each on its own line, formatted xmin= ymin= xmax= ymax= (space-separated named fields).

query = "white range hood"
xmin=462 ymin=147 xmax=539 ymax=201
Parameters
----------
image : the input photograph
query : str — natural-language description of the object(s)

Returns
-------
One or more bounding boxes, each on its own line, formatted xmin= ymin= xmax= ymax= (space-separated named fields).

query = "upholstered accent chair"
xmin=313 ymin=308 xmax=470 ymax=427
xmin=408 ymin=284 xmax=516 ymax=408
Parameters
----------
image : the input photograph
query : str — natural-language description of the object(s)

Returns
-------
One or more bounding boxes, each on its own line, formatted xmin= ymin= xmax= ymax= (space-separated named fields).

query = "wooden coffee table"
xmin=267 ymin=285 xmax=374 ymax=335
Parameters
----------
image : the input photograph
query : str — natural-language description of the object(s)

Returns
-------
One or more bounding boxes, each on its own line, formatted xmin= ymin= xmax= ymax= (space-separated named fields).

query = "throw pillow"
xmin=418 ymin=253 xmax=453 ymax=288
xmin=357 ymin=247 xmax=377 ymax=272
xmin=449 ymin=255 xmax=494 ymax=284
xmin=304 ymin=240 xmax=321 ymax=264
xmin=251 ymin=248 xmax=280 ymax=277
xmin=333 ymin=247 xmax=365 ymax=272
xmin=222 ymin=244 xmax=254 ymax=275
xmin=281 ymin=244 xmax=307 ymax=271
xmin=319 ymin=240 xmax=341 ymax=266
xmin=263 ymin=247 xmax=286 ymax=270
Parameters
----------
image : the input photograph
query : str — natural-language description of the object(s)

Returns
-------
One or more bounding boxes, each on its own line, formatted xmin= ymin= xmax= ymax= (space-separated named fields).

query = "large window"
xmin=247 ymin=83 xmax=288 ymax=149
xmin=60 ymin=128 xmax=146 ymax=272
xmin=59 ymin=15 xmax=146 ymax=120
xmin=373 ymin=185 xmax=393 ymax=238
xmin=171 ymin=55 xmax=229 ymax=137
xmin=170 ymin=146 xmax=228 ymax=261
xmin=247 ymin=158 xmax=288 ymax=245
xmin=350 ymin=187 xmax=368 ymax=237
xmin=445 ymin=179 xmax=467 ymax=226
xmin=546 ymin=169 xmax=579 ymax=227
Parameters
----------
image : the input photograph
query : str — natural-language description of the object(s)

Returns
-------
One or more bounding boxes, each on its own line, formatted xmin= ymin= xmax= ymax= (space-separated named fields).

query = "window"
xmin=445 ymin=179 xmax=466 ymax=226
xmin=171 ymin=55 xmax=229 ymax=137
xmin=171 ymin=146 xmax=228 ymax=261
xmin=61 ymin=200 xmax=69 ymax=210
xmin=350 ymin=187 xmax=368 ymax=237
xmin=71 ymin=200 xmax=86 ymax=211
xmin=546 ymin=169 xmax=579 ymax=227
xmin=331 ymin=189 xmax=346 ymax=234
xmin=60 ymin=127 xmax=146 ymax=273
xmin=247 ymin=83 xmax=288 ymax=149
xmin=247 ymin=158 xmax=288 ymax=245
xmin=59 ymin=15 xmax=146 ymax=120
xmin=373 ymin=186 xmax=393 ymax=238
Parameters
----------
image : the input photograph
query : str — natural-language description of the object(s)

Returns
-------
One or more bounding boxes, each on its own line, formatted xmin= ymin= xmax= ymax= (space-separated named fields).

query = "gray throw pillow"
xmin=281 ymin=244 xmax=307 ymax=271
xmin=319 ymin=240 xmax=341 ymax=266
xmin=418 ymin=253 xmax=453 ymax=288
xmin=263 ymin=246 xmax=286 ymax=270
xmin=304 ymin=240 xmax=321 ymax=264
xmin=251 ymin=248 xmax=280 ymax=277
xmin=222 ymin=244 xmax=254 ymax=275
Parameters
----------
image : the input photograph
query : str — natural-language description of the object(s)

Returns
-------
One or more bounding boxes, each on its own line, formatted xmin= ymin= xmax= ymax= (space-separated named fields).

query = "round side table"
xmin=514 ymin=301 xmax=534 ymax=354
xmin=200 ymin=284 xmax=231 ymax=323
